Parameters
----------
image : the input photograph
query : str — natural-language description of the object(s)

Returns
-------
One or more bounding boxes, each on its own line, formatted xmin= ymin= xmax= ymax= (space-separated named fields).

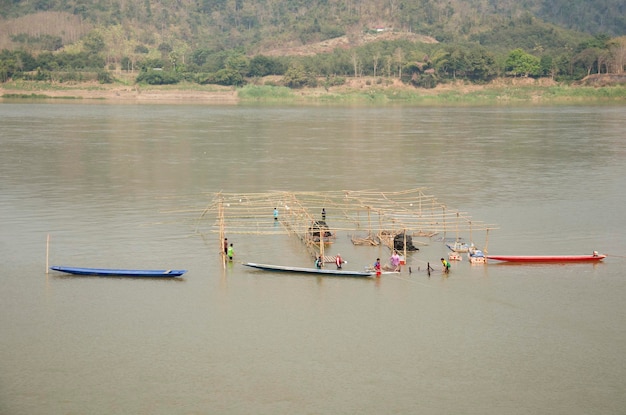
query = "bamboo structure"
xmin=195 ymin=189 xmax=498 ymax=259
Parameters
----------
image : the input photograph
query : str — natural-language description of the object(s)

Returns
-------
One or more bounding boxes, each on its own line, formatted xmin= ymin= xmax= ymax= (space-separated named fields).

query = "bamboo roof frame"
xmin=195 ymin=189 xmax=498 ymax=263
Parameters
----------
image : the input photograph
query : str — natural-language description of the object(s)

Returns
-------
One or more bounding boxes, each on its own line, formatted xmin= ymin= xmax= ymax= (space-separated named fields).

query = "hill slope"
xmin=0 ymin=0 xmax=623 ymax=55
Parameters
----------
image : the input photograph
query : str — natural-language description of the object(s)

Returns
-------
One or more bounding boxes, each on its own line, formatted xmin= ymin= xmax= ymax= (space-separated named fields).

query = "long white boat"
xmin=243 ymin=262 xmax=375 ymax=277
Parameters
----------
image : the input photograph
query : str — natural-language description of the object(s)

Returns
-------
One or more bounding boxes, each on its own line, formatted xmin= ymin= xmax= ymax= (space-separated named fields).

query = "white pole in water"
xmin=403 ymin=228 xmax=407 ymax=264
xmin=46 ymin=234 xmax=50 ymax=274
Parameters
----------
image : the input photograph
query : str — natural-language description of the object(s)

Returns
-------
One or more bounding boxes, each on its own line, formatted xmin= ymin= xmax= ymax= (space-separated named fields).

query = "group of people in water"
xmin=225 ymin=235 xmax=450 ymax=275
xmin=314 ymin=250 xmax=451 ymax=275
xmin=225 ymin=234 xmax=450 ymax=275
xmin=315 ymin=252 xmax=347 ymax=269
xmin=223 ymin=238 xmax=234 ymax=261
xmin=229 ymin=207 xmax=452 ymax=274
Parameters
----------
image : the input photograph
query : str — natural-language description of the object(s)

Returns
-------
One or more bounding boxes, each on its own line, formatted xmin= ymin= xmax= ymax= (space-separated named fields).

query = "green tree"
xmin=213 ymin=68 xmax=244 ymax=86
xmin=83 ymin=31 xmax=106 ymax=56
xmin=540 ymin=55 xmax=556 ymax=78
xmin=191 ymin=48 xmax=213 ymax=66
xmin=248 ymin=55 xmax=283 ymax=77
xmin=225 ymin=53 xmax=249 ymax=77
xmin=505 ymin=48 xmax=541 ymax=77
xmin=574 ymin=48 xmax=601 ymax=76
xmin=283 ymin=61 xmax=308 ymax=88
xmin=465 ymin=46 xmax=497 ymax=81
xmin=448 ymin=47 xmax=467 ymax=79
xmin=430 ymin=48 xmax=451 ymax=78
xmin=0 ymin=56 xmax=17 ymax=82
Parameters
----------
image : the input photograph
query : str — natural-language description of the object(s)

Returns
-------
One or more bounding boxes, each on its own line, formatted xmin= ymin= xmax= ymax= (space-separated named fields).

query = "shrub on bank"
xmin=136 ymin=70 xmax=181 ymax=85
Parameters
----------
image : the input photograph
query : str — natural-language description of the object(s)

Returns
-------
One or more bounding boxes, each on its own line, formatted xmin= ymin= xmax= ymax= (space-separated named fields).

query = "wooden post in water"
xmin=46 ymin=234 xmax=50 ymax=274
xmin=218 ymin=198 xmax=225 ymax=269
xmin=484 ymin=228 xmax=490 ymax=254
xmin=403 ymin=229 xmax=407 ymax=264
xmin=442 ymin=205 xmax=446 ymax=237
xmin=319 ymin=212 xmax=325 ymax=264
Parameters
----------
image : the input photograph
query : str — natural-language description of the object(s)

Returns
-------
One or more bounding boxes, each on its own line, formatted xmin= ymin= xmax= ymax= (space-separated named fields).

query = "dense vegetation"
xmin=0 ymin=0 xmax=625 ymax=88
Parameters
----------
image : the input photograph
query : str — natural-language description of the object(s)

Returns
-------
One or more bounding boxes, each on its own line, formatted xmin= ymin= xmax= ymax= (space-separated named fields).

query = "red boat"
xmin=486 ymin=253 xmax=606 ymax=263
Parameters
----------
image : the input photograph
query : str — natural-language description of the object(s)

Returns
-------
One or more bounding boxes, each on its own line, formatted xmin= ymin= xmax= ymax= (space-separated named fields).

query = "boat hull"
xmin=243 ymin=262 xmax=374 ymax=277
xmin=446 ymin=243 xmax=470 ymax=253
xmin=50 ymin=266 xmax=187 ymax=277
xmin=486 ymin=255 xmax=606 ymax=263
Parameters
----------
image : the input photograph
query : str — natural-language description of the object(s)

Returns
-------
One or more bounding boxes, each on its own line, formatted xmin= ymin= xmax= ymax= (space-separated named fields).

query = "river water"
xmin=1 ymin=101 xmax=625 ymax=414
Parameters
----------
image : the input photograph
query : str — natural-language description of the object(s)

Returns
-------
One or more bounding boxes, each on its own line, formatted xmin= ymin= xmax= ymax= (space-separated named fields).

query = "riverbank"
xmin=1 ymin=76 xmax=625 ymax=105
xmin=0 ymin=80 xmax=240 ymax=104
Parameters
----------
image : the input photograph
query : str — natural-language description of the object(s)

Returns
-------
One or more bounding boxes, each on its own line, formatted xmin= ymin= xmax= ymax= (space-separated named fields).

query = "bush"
xmin=323 ymin=76 xmax=346 ymax=88
xmin=97 ymin=70 xmax=114 ymax=84
xmin=411 ymin=73 xmax=439 ymax=88
xmin=136 ymin=69 xmax=180 ymax=85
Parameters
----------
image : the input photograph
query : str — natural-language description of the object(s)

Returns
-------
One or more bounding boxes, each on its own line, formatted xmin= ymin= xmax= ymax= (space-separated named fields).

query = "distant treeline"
xmin=1 ymin=33 xmax=625 ymax=88
xmin=1 ymin=0 xmax=625 ymax=87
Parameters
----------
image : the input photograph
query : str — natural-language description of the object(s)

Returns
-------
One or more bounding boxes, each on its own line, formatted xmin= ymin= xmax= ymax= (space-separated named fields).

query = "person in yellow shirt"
xmin=441 ymin=257 xmax=450 ymax=273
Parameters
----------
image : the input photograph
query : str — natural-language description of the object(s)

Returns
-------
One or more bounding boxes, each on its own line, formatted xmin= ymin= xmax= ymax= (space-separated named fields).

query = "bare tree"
xmin=609 ymin=36 xmax=626 ymax=74
xmin=575 ymin=48 xmax=599 ymax=77
xmin=351 ymin=51 xmax=360 ymax=77
xmin=385 ymin=56 xmax=392 ymax=77
xmin=597 ymin=50 xmax=611 ymax=74
xmin=373 ymin=51 xmax=380 ymax=77
xmin=394 ymin=47 xmax=404 ymax=78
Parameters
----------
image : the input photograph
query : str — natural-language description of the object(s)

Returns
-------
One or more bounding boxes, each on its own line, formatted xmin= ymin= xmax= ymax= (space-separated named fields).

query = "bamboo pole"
xmin=484 ymin=228 xmax=490 ymax=254
xmin=46 ymin=234 xmax=50 ymax=274
xmin=218 ymin=197 xmax=225 ymax=269
xmin=403 ymin=228 xmax=407 ymax=263
xmin=442 ymin=205 xmax=446 ymax=237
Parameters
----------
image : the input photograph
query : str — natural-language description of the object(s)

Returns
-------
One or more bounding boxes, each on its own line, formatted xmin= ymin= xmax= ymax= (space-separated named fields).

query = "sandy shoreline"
xmin=0 ymin=84 xmax=240 ymax=104
xmin=1 ymin=76 xmax=624 ymax=104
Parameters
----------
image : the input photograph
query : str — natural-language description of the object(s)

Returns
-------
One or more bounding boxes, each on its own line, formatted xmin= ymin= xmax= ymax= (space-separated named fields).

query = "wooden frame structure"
xmin=196 ymin=189 xmax=497 ymax=267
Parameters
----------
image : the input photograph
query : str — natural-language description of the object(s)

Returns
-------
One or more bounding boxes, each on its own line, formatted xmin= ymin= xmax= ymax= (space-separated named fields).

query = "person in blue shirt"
xmin=315 ymin=256 xmax=323 ymax=269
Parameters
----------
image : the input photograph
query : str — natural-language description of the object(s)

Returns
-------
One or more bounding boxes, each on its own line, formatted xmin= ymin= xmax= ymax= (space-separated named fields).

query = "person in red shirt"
xmin=335 ymin=253 xmax=344 ymax=269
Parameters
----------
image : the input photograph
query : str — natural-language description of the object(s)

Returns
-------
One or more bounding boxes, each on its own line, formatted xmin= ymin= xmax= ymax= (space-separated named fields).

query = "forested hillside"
xmin=0 ymin=0 xmax=624 ymax=87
